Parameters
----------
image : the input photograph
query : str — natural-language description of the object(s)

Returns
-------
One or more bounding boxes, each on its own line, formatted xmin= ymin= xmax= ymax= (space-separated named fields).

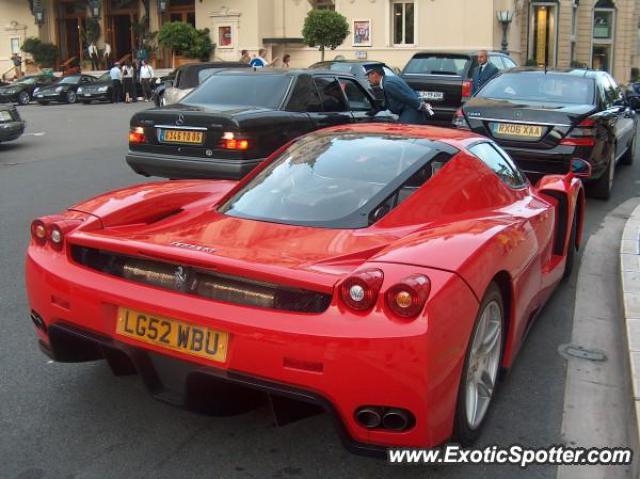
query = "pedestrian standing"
xmin=103 ymin=42 xmax=112 ymax=68
xmin=249 ymin=48 xmax=279 ymax=68
xmin=109 ymin=62 xmax=123 ymax=103
xmin=88 ymin=42 xmax=98 ymax=70
xmin=365 ymin=65 xmax=433 ymax=124
xmin=11 ymin=53 xmax=22 ymax=80
xmin=122 ymin=61 xmax=134 ymax=103
xmin=472 ymin=50 xmax=499 ymax=95
xmin=140 ymin=60 xmax=154 ymax=102
xmin=240 ymin=50 xmax=251 ymax=64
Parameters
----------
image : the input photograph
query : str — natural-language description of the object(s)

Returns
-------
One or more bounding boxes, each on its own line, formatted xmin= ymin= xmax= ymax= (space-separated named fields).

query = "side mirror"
xmin=627 ymin=95 xmax=640 ymax=110
xmin=570 ymin=158 xmax=592 ymax=178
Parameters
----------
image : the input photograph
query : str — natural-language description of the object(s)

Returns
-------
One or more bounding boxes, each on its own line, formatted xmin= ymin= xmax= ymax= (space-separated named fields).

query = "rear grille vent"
xmin=71 ymin=246 xmax=331 ymax=314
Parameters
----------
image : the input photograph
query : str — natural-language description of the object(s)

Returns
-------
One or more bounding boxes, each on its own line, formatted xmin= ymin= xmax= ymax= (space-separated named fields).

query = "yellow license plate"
xmin=160 ymin=129 xmax=204 ymax=144
xmin=116 ymin=307 xmax=228 ymax=363
xmin=495 ymin=123 xmax=543 ymax=138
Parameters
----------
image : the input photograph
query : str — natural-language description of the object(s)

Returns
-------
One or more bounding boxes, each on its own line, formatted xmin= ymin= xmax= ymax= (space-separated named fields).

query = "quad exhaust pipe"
xmin=354 ymin=406 xmax=414 ymax=431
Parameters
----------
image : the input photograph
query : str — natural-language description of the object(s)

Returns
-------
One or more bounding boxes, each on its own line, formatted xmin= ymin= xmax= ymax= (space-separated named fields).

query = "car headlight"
xmin=33 ymin=87 xmax=39 ymax=95
xmin=155 ymin=78 xmax=161 ymax=85
xmin=98 ymin=86 xmax=108 ymax=92
xmin=77 ymin=87 xmax=83 ymax=93
xmin=55 ymin=86 xmax=63 ymax=93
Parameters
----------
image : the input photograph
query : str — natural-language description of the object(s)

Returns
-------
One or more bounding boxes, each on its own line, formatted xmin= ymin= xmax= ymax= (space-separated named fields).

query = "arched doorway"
xmin=106 ymin=0 xmax=139 ymax=61
xmin=55 ymin=0 xmax=87 ymax=64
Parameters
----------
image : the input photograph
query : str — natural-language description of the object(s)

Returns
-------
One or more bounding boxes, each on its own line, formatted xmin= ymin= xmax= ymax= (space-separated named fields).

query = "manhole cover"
xmin=558 ymin=344 xmax=607 ymax=362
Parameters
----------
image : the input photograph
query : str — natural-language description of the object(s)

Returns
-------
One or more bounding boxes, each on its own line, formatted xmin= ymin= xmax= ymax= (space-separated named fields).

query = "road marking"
xmin=23 ymin=132 xmax=46 ymax=136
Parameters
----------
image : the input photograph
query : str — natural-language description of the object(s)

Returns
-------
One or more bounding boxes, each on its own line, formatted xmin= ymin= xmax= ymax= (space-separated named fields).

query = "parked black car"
xmin=34 ymin=74 xmax=97 ymax=105
xmin=0 ymin=105 xmax=25 ymax=143
xmin=0 ymin=75 xmax=58 ymax=105
xmin=161 ymin=62 xmax=250 ymax=106
xmin=401 ymin=50 xmax=517 ymax=125
xmin=76 ymin=72 xmax=146 ymax=103
xmin=454 ymin=68 xmax=638 ymax=200
xmin=126 ymin=69 xmax=393 ymax=179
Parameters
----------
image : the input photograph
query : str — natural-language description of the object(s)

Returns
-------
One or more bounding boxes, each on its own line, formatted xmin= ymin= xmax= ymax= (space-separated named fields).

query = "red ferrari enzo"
xmin=26 ymin=124 xmax=585 ymax=455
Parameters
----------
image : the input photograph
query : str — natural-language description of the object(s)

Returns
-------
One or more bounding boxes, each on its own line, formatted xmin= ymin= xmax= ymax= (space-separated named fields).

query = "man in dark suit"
xmin=472 ymin=50 xmax=499 ymax=95
xmin=366 ymin=66 xmax=433 ymax=124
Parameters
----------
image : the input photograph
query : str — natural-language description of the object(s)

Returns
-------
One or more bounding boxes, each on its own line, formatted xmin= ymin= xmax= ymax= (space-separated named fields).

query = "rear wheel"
xmin=453 ymin=282 xmax=504 ymax=445
xmin=589 ymin=150 xmax=614 ymax=200
xmin=621 ymin=135 xmax=636 ymax=166
xmin=66 ymin=91 xmax=77 ymax=104
xmin=17 ymin=91 xmax=30 ymax=105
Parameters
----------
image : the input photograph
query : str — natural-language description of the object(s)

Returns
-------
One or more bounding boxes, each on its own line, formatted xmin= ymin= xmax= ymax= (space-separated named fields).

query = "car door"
xmin=337 ymin=76 xmax=394 ymax=123
xmin=604 ymin=73 xmax=636 ymax=159
xmin=308 ymin=76 xmax=354 ymax=128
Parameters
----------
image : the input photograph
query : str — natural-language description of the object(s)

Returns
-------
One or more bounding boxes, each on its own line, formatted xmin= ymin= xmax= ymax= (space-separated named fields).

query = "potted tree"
xmin=302 ymin=9 xmax=349 ymax=61
xmin=21 ymin=37 xmax=58 ymax=72
xmin=158 ymin=22 xmax=196 ymax=67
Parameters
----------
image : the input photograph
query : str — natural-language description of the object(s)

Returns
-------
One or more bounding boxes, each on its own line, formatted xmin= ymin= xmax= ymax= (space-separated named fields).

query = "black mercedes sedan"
xmin=34 ymin=74 xmax=97 ymax=105
xmin=126 ymin=69 xmax=393 ymax=179
xmin=454 ymin=68 xmax=638 ymax=199
xmin=0 ymin=74 xmax=58 ymax=105
xmin=0 ymin=105 xmax=25 ymax=143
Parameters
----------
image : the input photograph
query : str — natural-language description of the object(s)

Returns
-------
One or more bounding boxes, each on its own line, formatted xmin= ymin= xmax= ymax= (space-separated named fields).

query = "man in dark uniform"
xmin=472 ymin=50 xmax=499 ymax=94
xmin=365 ymin=66 xmax=433 ymax=124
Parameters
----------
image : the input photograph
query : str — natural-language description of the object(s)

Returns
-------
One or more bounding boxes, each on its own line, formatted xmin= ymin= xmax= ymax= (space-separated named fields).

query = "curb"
xmin=621 ymin=203 xmax=640 ymax=461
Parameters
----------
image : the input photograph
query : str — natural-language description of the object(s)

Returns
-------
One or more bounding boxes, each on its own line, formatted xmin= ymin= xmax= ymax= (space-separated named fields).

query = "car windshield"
xmin=404 ymin=55 xmax=470 ymax=76
xmin=98 ymin=73 xmax=111 ymax=82
xmin=59 ymin=76 xmax=80 ymax=85
xmin=219 ymin=132 xmax=438 ymax=227
xmin=183 ymin=74 xmax=291 ymax=109
xmin=479 ymin=72 xmax=596 ymax=104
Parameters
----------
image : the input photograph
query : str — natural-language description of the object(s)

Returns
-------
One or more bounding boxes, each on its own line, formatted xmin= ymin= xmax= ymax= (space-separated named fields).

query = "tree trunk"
xmin=320 ymin=45 xmax=325 ymax=62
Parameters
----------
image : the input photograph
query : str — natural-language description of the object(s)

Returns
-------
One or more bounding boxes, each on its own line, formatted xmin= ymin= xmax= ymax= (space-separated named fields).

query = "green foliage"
xmin=187 ymin=28 xmax=213 ymax=61
xmin=158 ymin=22 xmax=213 ymax=60
xmin=21 ymin=37 xmax=58 ymax=67
xmin=85 ymin=17 xmax=101 ymax=44
xmin=158 ymin=22 xmax=195 ymax=55
xmin=302 ymin=9 xmax=349 ymax=60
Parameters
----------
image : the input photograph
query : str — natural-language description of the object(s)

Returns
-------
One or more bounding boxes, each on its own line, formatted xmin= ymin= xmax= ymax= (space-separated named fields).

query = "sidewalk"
xmin=621 ymin=202 xmax=640 ymax=474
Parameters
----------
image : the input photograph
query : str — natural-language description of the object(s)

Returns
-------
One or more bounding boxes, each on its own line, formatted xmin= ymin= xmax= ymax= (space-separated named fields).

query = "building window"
xmin=392 ymin=1 xmax=415 ymax=45
xmin=592 ymin=0 xmax=615 ymax=72
xmin=529 ymin=2 xmax=558 ymax=66
xmin=10 ymin=38 xmax=20 ymax=55
xmin=570 ymin=0 xmax=577 ymax=64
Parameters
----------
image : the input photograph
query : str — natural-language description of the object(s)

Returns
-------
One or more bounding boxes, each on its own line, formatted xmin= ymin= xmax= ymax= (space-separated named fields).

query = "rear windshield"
xmin=183 ymin=75 xmax=291 ymax=109
xmin=478 ymin=72 xmax=595 ymax=104
xmin=220 ymin=132 xmax=440 ymax=228
xmin=404 ymin=55 xmax=470 ymax=76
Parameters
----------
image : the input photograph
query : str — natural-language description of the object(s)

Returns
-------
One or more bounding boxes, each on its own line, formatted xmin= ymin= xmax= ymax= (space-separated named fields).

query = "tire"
xmin=621 ymin=134 xmax=636 ymax=166
xmin=588 ymin=150 xmax=614 ymax=200
xmin=453 ymin=282 xmax=504 ymax=445
xmin=17 ymin=91 xmax=30 ymax=105
xmin=37 ymin=101 xmax=49 ymax=105
xmin=66 ymin=90 xmax=77 ymax=104
xmin=563 ymin=212 xmax=578 ymax=280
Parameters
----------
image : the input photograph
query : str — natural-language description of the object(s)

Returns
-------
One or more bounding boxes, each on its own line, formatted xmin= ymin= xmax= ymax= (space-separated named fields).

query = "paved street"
xmin=1 ymin=103 xmax=638 ymax=479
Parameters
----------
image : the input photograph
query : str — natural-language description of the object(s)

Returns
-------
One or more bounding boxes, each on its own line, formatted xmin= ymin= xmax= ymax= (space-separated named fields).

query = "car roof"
xmin=215 ymin=68 xmax=360 ymax=79
xmin=500 ymin=67 xmax=600 ymax=79
xmin=410 ymin=50 xmax=508 ymax=57
xmin=311 ymin=60 xmax=387 ymax=65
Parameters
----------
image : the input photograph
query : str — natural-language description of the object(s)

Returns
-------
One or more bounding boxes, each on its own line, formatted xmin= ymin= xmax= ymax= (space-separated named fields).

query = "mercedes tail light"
xmin=462 ymin=80 xmax=473 ymax=99
xmin=385 ymin=274 xmax=431 ymax=319
xmin=340 ymin=268 xmax=384 ymax=311
xmin=218 ymin=131 xmax=250 ymax=150
xmin=560 ymin=118 xmax=596 ymax=147
xmin=128 ymin=126 xmax=146 ymax=144
xmin=452 ymin=108 xmax=470 ymax=129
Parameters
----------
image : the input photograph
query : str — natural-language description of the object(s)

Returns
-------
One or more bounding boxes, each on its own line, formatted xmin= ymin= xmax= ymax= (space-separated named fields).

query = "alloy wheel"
xmin=464 ymin=299 xmax=502 ymax=429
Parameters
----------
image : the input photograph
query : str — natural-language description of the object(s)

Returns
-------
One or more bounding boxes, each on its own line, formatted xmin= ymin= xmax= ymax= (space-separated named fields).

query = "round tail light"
xmin=30 ymin=219 xmax=47 ymax=245
xmin=340 ymin=268 xmax=384 ymax=311
xmin=386 ymin=274 xmax=431 ymax=318
xmin=48 ymin=224 xmax=64 ymax=250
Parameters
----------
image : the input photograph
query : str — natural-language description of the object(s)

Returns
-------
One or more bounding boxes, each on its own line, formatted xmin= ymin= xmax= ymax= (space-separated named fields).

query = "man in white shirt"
xmin=109 ymin=62 xmax=122 ymax=103
xmin=249 ymin=48 xmax=278 ymax=68
xmin=139 ymin=60 xmax=154 ymax=102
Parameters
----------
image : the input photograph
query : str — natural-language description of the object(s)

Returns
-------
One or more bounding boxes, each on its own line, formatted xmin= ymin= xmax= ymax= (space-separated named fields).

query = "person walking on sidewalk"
xmin=109 ymin=62 xmax=123 ymax=103
xmin=139 ymin=60 xmax=154 ymax=102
